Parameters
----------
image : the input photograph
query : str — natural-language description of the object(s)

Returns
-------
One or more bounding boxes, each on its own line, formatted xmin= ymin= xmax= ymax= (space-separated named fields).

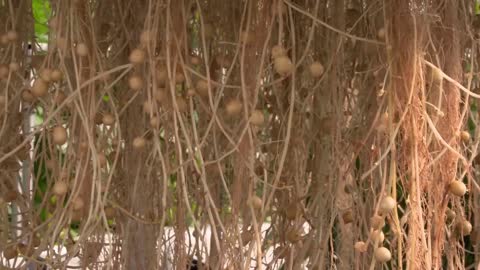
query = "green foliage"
xmin=468 ymin=103 xmax=477 ymax=136
xmin=32 ymin=0 xmax=51 ymax=43
xmin=33 ymin=133 xmax=49 ymax=221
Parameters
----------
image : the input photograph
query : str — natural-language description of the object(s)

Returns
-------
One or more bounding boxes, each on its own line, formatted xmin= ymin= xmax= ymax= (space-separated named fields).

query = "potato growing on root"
xmin=374 ymin=247 xmax=391 ymax=263
xmin=52 ymin=126 xmax=68 ymax=145
xmin=370 ymin=229 xmax=385 ymax=244
xmin=225 ymin=99 xmax=242 ymax=116
xmin=309 ymin=61 xmax=324 ymax=78
xmin=149 ymin=116 xmax=160 ymax=128
xmin=76 ymin=43 xmax=89 ymax=57
xmin=132 ymin=136 xmax=146 ymax=149
xmin=354 ymin=241 xmax=367 ymax=253
xmin=456 ymin=219 xmax=473 ymax=236
xmin=271 ymin=45 xmax=287 ymax=59
xmin=377 ymin=28 xmax=386 ymax=40
xmin=446 ymin=209 xmax=456 ymax=221
xmin=128 ymin=74 xmax=144 ymax=90
xmin=274 ymin=56 xmax=293 ymax=76
xmin=342 ymin=210 xmax=354 ymax=224
xmin=52 ymin=181 xmax=68 ymax=196
xmin=50 ymin=69 xmax=63 ymax=82
xmin=459 ymin=130 xmax=471 ymax=143
xmin=102 ymin=113 xmax=115 ymax=126
xmin=2 ymin=245 xmax=18 ymax=260
xmin=248 ymin=195 xmax=263 ymax=210
xmin=195 ymin=79 xmax=209 ymax=96
xmin=250 ymin=110 xmax=265 ymax=126
xmin=40 ymin=68 xmax=52 ymax=82
xmin=129 ymin=48 xmax=146 ymax=64
xmin=371 ymin=215 xmax=385 ymax=230
xmin=449 ymin=180 xmax=467 ymax=197
xmin=379 ymin=196 xmax=396 ymax=214
xmin=32 ymin=78 xmax=49 ymax=97
xmin=72 ymin=197 xmax=85 ymax=211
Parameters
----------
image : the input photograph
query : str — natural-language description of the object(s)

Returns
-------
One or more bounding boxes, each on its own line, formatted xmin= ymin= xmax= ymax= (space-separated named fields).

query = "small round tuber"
xmin=379 ymin=196 xmax=396 ymax=214
xmin=76 ymin=43 xmax=89 ymax=57
xmin=374 ymin=247 xmax=391 ymax=263
xmin=31 ymin=78 xmax=49 ymax=97
xmin=459 ymin=131 xmax=471 ymax=142
xmin=309 ymin=61 xmax=324 ymax=78
xmin=128 ymin=75 xmax=144 ymax=90
xmin=52 ymin=126 xmax=68 ymax=145
xmin=449 ymin=180 xmax=467 ymax=197
xmin=354 ymin=241 xmax=368 ymax=253
xmin=129 ymin=48 xmax=146 ymax=65
xmin=52 ymin=181 xmax=68 ymax=196
xmin=274 ymin=56 xmax=293 ymax=76
xmin=249 ymin=195 xmax=262 ymax=210
xmin=72 ymin=197 xmax=85 ymax=210
xmin=196 ymin=80 xmax=209 ymax=97
xmin=225 ymin=99 xmax=243 ymax=116
xmin=102 ymin=113 xmax=115 ymax=126
xmin=132 ymin=136 xmax=146 ymax=149
xmin=250 ymin=110 xmax=265 ymax=126
xmin=271 ymin=45 xmax=287 ymax=59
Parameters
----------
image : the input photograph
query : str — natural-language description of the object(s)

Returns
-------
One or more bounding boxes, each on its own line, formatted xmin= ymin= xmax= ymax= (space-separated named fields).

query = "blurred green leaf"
xmin=32 ymin=0 xmax=51 ymax=43
xmin=35 ymin=106 xmax=44 ymax=125
xmin=465 ymin=62 xmax=472 ymax=72
xmin=33 ymin=133 xmax=50 ymax=222
xmin=468 ymin=117 xmax=476 ymax=134
xmin=471 ymin=103 xmax=478 ymax=112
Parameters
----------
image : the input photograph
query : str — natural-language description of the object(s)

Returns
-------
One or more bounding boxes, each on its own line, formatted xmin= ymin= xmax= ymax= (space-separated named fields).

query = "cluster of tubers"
xmin=354 ymin=195 xmax=396 ymax=264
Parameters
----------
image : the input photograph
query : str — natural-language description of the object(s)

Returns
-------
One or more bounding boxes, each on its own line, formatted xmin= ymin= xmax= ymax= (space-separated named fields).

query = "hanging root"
xmin=0 ymin=0 xmax=477 ymax=269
